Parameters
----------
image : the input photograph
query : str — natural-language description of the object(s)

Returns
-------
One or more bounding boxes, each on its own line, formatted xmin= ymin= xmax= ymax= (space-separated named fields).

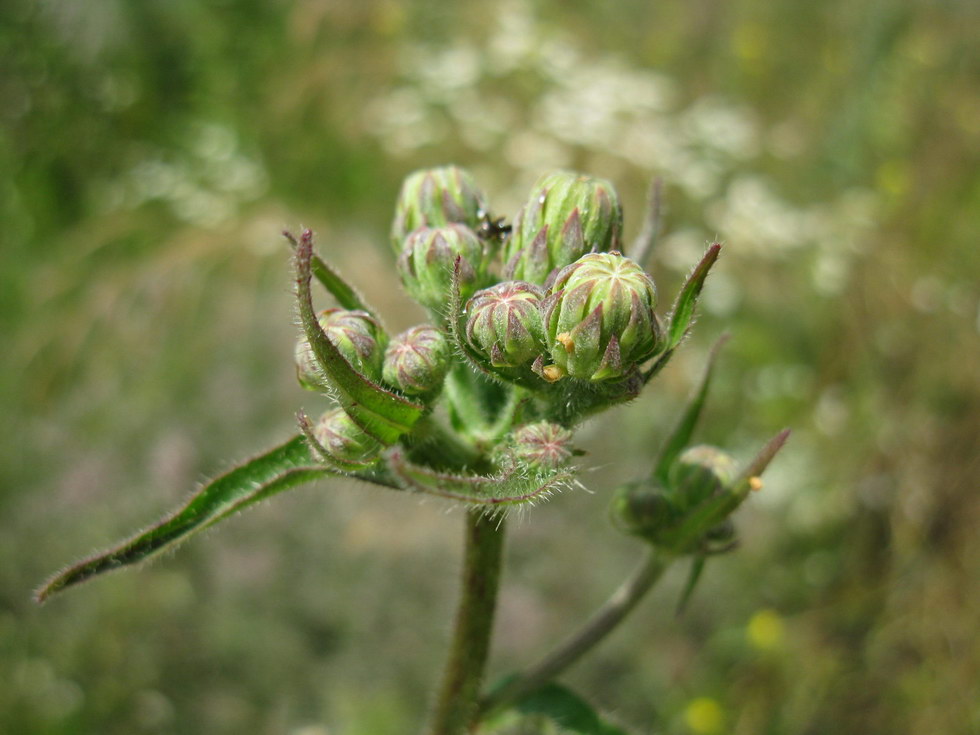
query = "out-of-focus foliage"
xmin=2 ymin=0 xmax=977 ymax=733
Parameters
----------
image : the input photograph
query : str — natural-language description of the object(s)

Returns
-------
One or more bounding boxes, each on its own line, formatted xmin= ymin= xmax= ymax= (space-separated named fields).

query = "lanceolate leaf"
xmin=388 ymin=450 xmax=572 ymax=507
xmin=665 ymin=243 xmax=721 ymax=351
xmin=502 ymin=681 xmax=630 ymax=735
xmin=652 ymin=334 xmax=730 ymax=483
xmin=36 ymin=436 xmax=334 ymax=603
xmin=283 ymin=229 xmax=372 ymax=314
xmin=295 ymin=231 xmax=425 ymax=445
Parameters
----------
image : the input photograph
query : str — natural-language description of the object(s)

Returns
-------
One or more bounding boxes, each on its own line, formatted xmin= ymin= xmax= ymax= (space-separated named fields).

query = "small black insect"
xmin=476 ymin=209 xmax=512 ymax=241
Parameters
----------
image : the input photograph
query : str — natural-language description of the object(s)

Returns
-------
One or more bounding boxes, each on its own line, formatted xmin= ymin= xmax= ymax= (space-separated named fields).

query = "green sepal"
xmin=483 ymin=678 xmax=630 ymax=735
xmin=660 ymin=428 xmax=790 ymax=553
xmin=284 ymin=229 xmax=374 ymax=314
xmin=296 ymin=231 xmax=425 ymax=445
xmin=652 ymin=334 xmax=729 ymax=484
xmin=36 ymin=436 xmax=334 ymax=603
xmin=387 ymin=449 xmax=572 ymax=507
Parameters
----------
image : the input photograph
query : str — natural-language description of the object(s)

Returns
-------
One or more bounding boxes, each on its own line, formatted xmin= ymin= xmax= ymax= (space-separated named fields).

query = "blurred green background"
xmin=2 ymin=0 xmax=978 ymax=733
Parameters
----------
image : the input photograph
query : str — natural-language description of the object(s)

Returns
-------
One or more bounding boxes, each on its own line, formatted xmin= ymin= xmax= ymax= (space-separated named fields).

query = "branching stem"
xmin=428 ymin=510 xmax=507 ymax=734
xmin=478 ymin=548 xmax=668 ymax=718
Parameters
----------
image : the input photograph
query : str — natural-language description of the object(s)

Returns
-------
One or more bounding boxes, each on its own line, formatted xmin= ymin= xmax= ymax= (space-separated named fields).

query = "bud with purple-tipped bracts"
xmin=398 ymin=224 xmax=487 ymax=312
xmin=382 ymin=325 xmax=451 ymax=396
xmin=313 ymin=407 xmax=382 ymax=467
xmin=542 ymin=252 xmax=660 ymax=381
xmin=503 ymin=171 xmax=624 ymax=286
xmin=501 ymin=421 xmax=575 ymax=471
xmin=390 ymin=166 xmax=488 ymax=253
xmin=295 ymin=308 xmax=387 ymax=389
xmin=465 ymin=281 xmax=547 ymax=368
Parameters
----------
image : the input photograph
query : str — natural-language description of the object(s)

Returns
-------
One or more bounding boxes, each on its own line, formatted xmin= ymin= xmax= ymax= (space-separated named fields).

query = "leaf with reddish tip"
xmin=387 ymin=450 xmax=572 ymax=507
xmin=296 ymin=231 xmax=425 ymax=445
xmin=665 ymin=243 xmax=721 ymax=350
xmin=652 ymin=334 xmax=730 ymax=483
xmin=36 ymin=436 xmax=340 ymax=603
xmin=283 ymin=230 xmax=372 ymax=314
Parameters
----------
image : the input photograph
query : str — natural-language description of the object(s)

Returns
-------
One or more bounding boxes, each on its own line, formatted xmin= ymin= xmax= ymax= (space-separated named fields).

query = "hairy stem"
xmin=429 ymin=510 xmax=507 ymax=734
xmin=478 ymin=548 xmax=668 ymax=718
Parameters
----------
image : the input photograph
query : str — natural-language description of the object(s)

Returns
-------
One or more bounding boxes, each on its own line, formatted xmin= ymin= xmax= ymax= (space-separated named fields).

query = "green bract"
xmin=465 ymin=281 xmax=546 ymax=368
xmin=390 ymin=165 xmax=488 ymax=253
xmin=668 ymin=445 xmax=738 ymax=510
xmin=503 ymin=171 xmax=623 ymax=286
xmin=382 ymin=325 xmax=451 ymax=396
xmin=398 ymin=224 xmax=487 ymax=312
xmin=296 ymin=308 xmax=387 ymax=388
xmin=313 ymin=407 xmax=382 ymax=468
xmin=543 ymin=252 xmax=661 ymax=381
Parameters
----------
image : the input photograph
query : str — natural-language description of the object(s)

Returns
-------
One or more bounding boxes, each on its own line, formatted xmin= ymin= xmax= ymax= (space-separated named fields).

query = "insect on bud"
xmin=382 ymin=325 xmax=451 ymax=396
xmin=390 ymin=166 xmax=488 ymax=253
xmin=295 ymin=309 xmax=387 ymax=389
xmin=543 ymin=252 xmax=661 ymax=381
xmin=465 ymin=281 xmax=546 ymax=368
xmin=398 ymin=224 xmax=487 ymax=312
xmin=503 ymin=171 xmax=624 ymax=286
xmin=313 ymin=407 xmax=382 ymax=467
xmin=667 ymin=445 xmax=738 ymax=511
xmin=503 ymin=421 xmax=574 ymax=471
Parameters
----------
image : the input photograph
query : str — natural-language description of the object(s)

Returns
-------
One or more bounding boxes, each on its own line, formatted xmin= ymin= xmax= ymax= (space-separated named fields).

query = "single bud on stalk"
xmin=501 ymin=421 xmax=574 ymax=471
xmin=503 ymin=171 xmax=624 ymax=285
xmin=390 ymin=166 xmax=488 ymax=252
xmin=382 ymin=325 xmax=450 ymax=396
xmin=610 ymin=481 xmax=677 ymax=540
xmin=296 ymin=308 xmax=386 ymax=389
xmin=398 ymin=224 xmax=486 ymax=312
xmin=465 ymin=281 xmax=546 ymax=367
xmin=668 ymin=445 xmax=738 ymax=511
xmin=313 ymin=407 xmax=382 ymax=467
xmin=543 ymin=252 xmax=660 ymax=381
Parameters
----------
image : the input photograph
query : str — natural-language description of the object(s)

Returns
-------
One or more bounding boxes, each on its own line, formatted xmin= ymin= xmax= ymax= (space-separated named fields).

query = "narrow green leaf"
xmin=295 ymin=230 xmax=425 ymax=444
xmin=36 ymin=436 xmax=331 ymax=603
xmin=665 ymin=243 xmax=721 ymax=350
xmin=675 ymin=555 xmax=706 ymax=616
xmin=387 ymin=450 xmax=571 ymax=507
xmin=507 ymin=681 xmax=630 ymax=734
xmin=283 ymin=229 xmax=372 ymax=313
xmin=652 ymin=334 xmax=729 ymax=483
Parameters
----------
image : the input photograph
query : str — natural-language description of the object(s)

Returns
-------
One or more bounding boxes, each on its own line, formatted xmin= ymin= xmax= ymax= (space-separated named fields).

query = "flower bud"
xmin=382 ymin=325 xmax=450 ymax=396
xmin=503 ymin=421 xmax=574 ymax=471
xmin=543 ymin=252 xmax=660 ymax=381
xmin=610 ymin=481 xmax=677 ymax=540
xmin=313 ymin=407 xmax=382 ymax=466
xmin=503 ymin=171 xmax=624 ymax=285
xmin=390 ymin=166 xmax=488 ymax=252
xmin=296 ymin=308 xmax=386 ymax=389
xmin=398 ymin=224 xmax=487 ymax=311
xmin=465 ymin=281 xmax=546 ymax=367
xmin=667 ymin=445 xmax=738 ymax=511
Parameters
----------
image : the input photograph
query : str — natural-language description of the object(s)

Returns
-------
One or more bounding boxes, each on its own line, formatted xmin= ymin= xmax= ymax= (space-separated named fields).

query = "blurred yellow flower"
xmin=747 ymin=608 xmax=785 ymax=651
xmin=684 ymin=697 xmax=725 ymax=734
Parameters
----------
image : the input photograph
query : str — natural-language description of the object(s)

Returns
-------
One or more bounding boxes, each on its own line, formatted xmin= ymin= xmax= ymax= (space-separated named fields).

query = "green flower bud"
xmin=382 ymin=325 xmax=450 ymax=396
xmin=667 ymin=445 xmax=738 ymax=511
xmin=502 ymin=421 xmax=574 ymax=471
xmin=503 ymin=171 xmax=624 ymax=285
xmin=610 ymin=481 xmax=678 ymax=541
xmin=398 ymin=224 xmax=487 ymax=311
xmin=465 ymin=281 xmax=546 ymax=368
xmin=390 ymin=166 xmax=489 ymax=252
xmin=295 ymin=308 xmax=386 ymax=389
xmin=543 ymin=252 xmax=660 ymax=381
xmin=313 ymin=407 xmax=382 ymax=467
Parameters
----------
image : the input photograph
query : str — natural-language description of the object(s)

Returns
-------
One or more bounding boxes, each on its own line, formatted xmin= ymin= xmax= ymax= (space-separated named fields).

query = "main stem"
xmin=428 ymin=509 xmax=506 ymax=735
